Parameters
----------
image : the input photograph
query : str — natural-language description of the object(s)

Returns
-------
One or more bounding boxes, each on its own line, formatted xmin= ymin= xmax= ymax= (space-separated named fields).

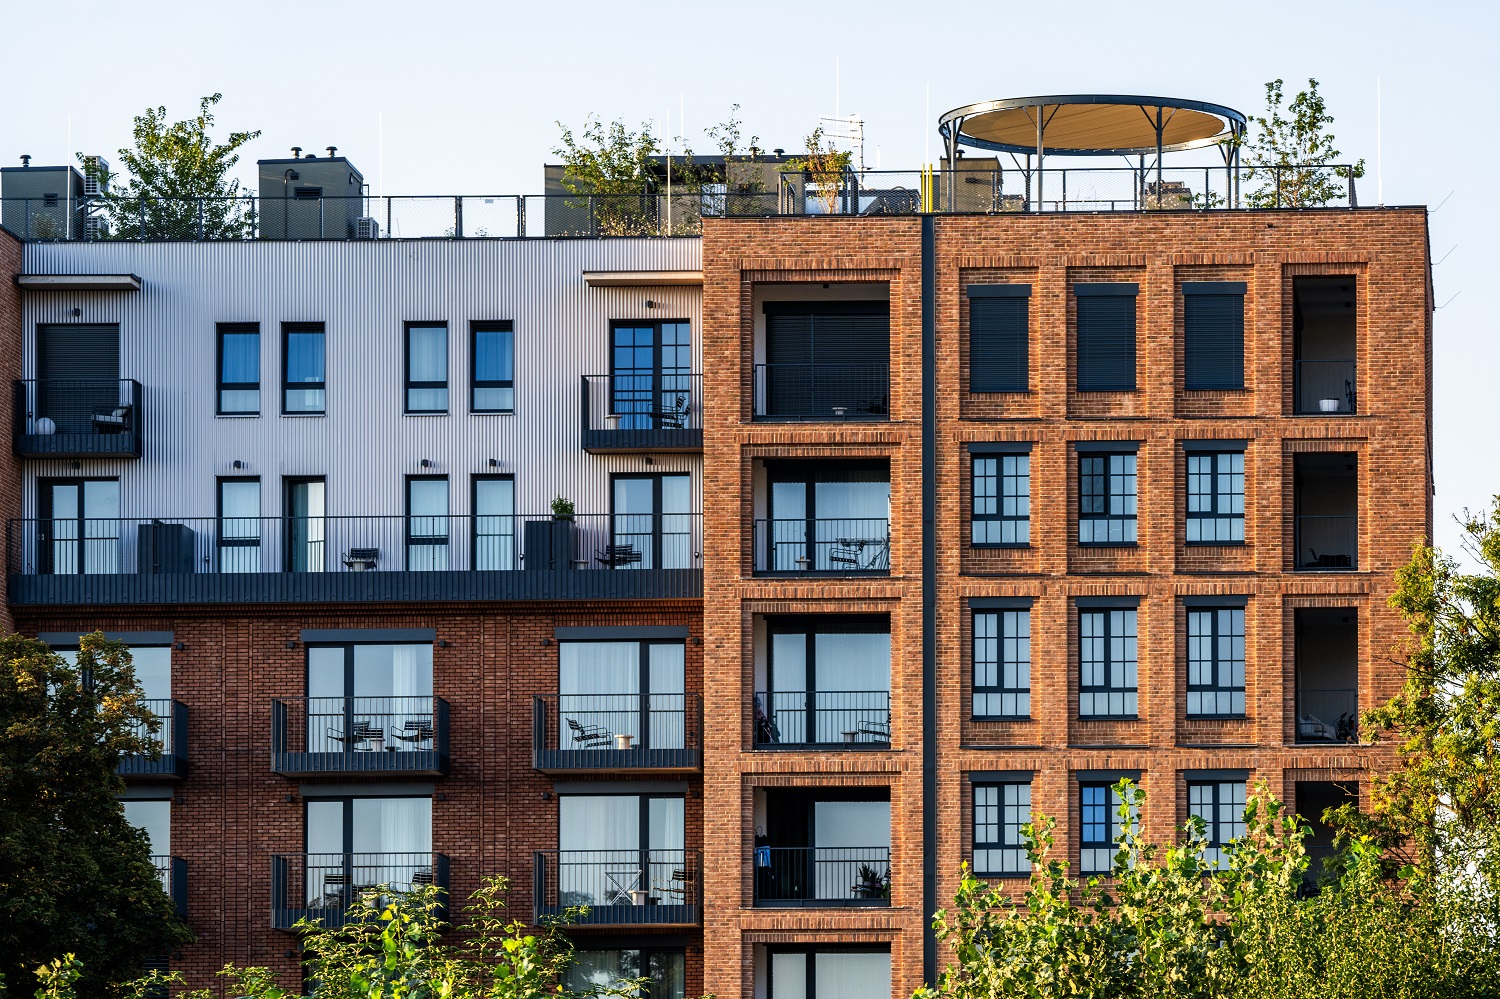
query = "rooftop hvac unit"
xmin=354 ymin=216 xmax=380 ymax=239
xmin=82 ymin=155 xmax=109 ymax=197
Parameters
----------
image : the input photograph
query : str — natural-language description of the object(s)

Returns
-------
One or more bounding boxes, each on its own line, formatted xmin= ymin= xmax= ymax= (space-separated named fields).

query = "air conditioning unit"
xmin=82 ymin=155 xmax=110 ymax=197
xmin=354 ymin=216 xmax=380 ymax=240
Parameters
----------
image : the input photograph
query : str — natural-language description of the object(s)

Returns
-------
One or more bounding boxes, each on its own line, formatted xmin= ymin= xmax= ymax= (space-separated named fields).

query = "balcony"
xmin=1295 ymin=516 xmax=1357 ymax=570
xmin=1295 ymin=608 xmax=1359 ymax=744
xmin=752 ymin=364 xmax=890 ymax=421
xmin=1294 ymin=360 xmax=1356 ymax=415
xmin=118 ymin=699 xmax=188 ymax=780
xmin=12 ymin=380 xmax=142 ymax=458
xmin=6 ymin=513 xmax=702 ymax=605
xmin=752 ymin=519 xmax=890 ymax=575
xmin=271 ymin=852 xmax=449 ymax=931
xmin=753 ymin=847 xmax=891 ymax=907
xmin=151 ymin=855 xmax=188 ymax=919
xmin=272 ymin=696 xmax=449 ymax=778
xmin=532 ymin=694 xmax=701 ymax=774
xmin=753 ymin=691 xmax=890 ymax=748
xmin=533 ymin=849 xmax=700 ymax=926
xmin=581 ymin=374 xmax=701 ymax=452
xmin=1293 ymin=453 xmax=1357 ymax=572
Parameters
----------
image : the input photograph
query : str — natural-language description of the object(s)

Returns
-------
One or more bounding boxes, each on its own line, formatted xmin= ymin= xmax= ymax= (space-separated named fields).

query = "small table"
xmin=842 ymin=731 xmax=859 ymax=743
xmin=615 ymin=733 xmax=635 ymax=750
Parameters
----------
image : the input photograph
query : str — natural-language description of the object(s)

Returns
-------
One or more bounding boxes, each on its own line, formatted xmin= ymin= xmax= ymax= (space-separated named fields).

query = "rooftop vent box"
xmin=82 ymin=155 xmax=109 ymax=196
xmin=256 ymin=149 xmax=365 ymax=240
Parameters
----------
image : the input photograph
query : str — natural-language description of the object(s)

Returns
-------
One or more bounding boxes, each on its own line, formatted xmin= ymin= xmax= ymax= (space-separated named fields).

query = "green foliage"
xmin=1243 ymin=79 xmax=1365 ymax=208
xmin=787 ymin=126 xmax=853 ymax=215
xmin=0 ymin=632 xmax=193 ymax=996
xmin=550 ymin=496 xmax=575 ymax=520
xmin=83 ymin=94 xmax=260 ymax=240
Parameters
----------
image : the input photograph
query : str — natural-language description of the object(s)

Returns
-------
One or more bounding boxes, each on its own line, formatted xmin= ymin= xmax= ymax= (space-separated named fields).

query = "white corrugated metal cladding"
xmin=18 ymin=238 xmax=703 ymax=520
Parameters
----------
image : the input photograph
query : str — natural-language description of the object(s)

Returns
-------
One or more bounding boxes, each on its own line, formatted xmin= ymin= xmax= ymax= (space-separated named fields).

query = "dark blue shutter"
xmin=1076 ymin=289 xmax=1136 ymax=391
xmin=764 ymin=301 xmax=889 ymax=417
xmin=969 ymin=287 xmax=1029 ymax=393
xmin=1183 ymin=289 xmax=1245 ymax=390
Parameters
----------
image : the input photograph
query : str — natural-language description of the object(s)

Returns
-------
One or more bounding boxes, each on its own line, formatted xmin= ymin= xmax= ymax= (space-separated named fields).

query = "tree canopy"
xmin=1243 ymin=78 xmax=1365 ymax=208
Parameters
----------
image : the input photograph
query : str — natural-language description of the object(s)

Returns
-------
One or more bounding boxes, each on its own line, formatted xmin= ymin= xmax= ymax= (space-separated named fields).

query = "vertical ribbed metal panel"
xmin=18 ymin=239 xmax=703 ymax=523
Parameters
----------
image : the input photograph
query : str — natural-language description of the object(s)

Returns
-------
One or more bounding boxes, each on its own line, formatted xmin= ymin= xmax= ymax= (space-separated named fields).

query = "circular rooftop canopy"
xmin=939 ymin=95 xmax=1246 ymax=157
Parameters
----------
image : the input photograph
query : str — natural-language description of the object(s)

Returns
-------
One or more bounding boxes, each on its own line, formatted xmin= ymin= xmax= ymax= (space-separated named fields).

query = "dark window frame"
xmin=471 ymin=474 xmax=515 ymax=571
xmin=404 ymin=321 xmax=449 ymax=415
xmin=216 ymin=476 xmax=262 ymax=570
xmin=1078 ymin=452 xmax=1138 ymax=546
xmin=404 ymin=475 xmax=450 ymax=570
xmin=1078 ymin=607 xmax=1138 ymax=719
xmin=37 ymin=477 xmax=121 ymax=576
xmin=1075 ymin=287 xmax=1137 ymax=392
xmin=1187 ymin=779 xmax=1246 ymax=868
xmin=281 ymin=322 xmax=326 ymax=416
xmin=972 ymin=780 xmax=1032 ymax=877
xmin=765 ymin=946 xmax=891 ymax=999
xmin=565 ymin=948 xmax=688 ymax=999
xmin=470 ymin=321 xmax=515 ymax=414
xmin=972 ymin=608 xmax=1031 ymax=720
xmin=1079 ymin=782 xmax=1126 ymax=875
xmin=759 ymin=614 xmax=892 ymax=747
xmin=301 ymin=793 xmax=431 ymax=857
xmin=763 ymin=460 xmax=891 ymax=573
xmin=216 ymin=322 xmax=260 ymax=416
xmin=1186 ymin=607 xmax=1246 ymax=719
xmin=971 ymin=453 xmax=1030 ymax=548
xmin=1183 ymin=288 xmax=1247 ymax=391
xmin=967 ymin=287 xmax=1030 ymax=393
xmin=1186 ymin=450 xmax=1245 ymax=545
xmin=283 ymin=476 xmax=327 ymax=573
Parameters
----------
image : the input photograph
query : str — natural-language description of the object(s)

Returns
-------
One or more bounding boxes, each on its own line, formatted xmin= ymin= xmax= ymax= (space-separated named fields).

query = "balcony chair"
xmin=649 ymin=392 xmax=690 ymax=429
xmin=565 ymin=716 xmax=612 ymax=748
xmin=91 ymin=404 xmax=132 ymax=433
xmin=395 ymin=718 xmax=436 ymax=747
xmin=343 ymin=547 xmax=379 ymax=570
xmin=653 ymin=867 xmax=694 ymax=900
xmin=857 ymin=715 xmax=891 ymax=742
xmin=1307 ymin=548 xmax=1352 ymax=569
xmin=595 ymin=543 xmax=642 ymax=568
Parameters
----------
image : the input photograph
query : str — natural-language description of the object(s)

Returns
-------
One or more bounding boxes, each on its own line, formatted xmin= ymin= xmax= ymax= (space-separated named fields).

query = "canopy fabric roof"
xmin=940 ymin=95 xmax=1245 ymax=157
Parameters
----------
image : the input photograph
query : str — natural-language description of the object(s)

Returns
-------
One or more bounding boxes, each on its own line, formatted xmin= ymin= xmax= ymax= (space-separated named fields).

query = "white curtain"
xmin=815 ymin=954 xmax=890 ymax=999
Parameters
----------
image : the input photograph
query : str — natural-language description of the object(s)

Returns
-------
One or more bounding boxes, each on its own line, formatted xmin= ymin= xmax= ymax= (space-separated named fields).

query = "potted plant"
xmin=551 ymin=496 xmax=575 ymax=521
xmin=851 ymin=863 xmax=889 ymax=899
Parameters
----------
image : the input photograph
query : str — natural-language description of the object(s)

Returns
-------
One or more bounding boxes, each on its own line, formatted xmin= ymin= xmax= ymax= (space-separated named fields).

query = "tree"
xmin=1243 ymin=79 xmax=1364 ymax=208
xmin=553 ymin=115 xmax=661 ymax=236
xmin=787 ymin=126 xmax=852 ymax=215
xmin=0 ymin=632 xmax=193 ymax=996
xmin=83 ymin=93 xmax=261 ymax=240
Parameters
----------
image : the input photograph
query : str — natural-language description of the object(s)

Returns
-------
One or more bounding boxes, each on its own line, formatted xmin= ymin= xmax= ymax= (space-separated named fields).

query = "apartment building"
xmin=0 ymin=95 xmax=1432 ymax=999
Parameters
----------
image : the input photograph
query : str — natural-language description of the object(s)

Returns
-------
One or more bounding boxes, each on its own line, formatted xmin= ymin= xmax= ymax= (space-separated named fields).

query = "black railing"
xmin=533 ymin=693 xmax=701 ymax=772
xmin=581 ymin=373 xmax=702 ymax=451
xmin=752 ymin=518 xmax=890 ymax=574
xmin=1295 ymin=686 xmax=1359 ymax=744
xmin=271 ymin=696 xmax=448 ymax=776
xmin=6 ymin=513 xmax=702 ymax=575
xmin=119 ymin=699 xmax=188 ymax=779
xmin=1295 ymin=515 xmax=1358 ymax=571
xmin=754 ymin=691 xmax=890 ymax=746
xmin=150 ymin=855 xmax=188 ymax=919
xmin=13 ymin=379 xmax=142 ymax=458
xmin=533 ymin=849 xmax=700 ymax=925
xmin=752 ymin=363 xmax=890 ymax=421
xmin=272 ymin=852 xmax=449 ymax=930
xmin=1294 ymin=361 xmax=1357 ymax=414
xmin=753 ymin=846 xmax=891 ymax=906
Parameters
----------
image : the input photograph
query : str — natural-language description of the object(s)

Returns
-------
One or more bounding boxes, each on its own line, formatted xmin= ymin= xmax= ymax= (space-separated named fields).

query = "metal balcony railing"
xmin=1294 ymin=360 xmax=1357 ymax=414
xmin=532 ymin=693 xmax=701 ymax=772
xmin=13 ymin=379 xmax=142 ymax=458
xmin=1295 ymin=686 xmax=1359 ymax=744
xmin=581 ymin=373 xmax=702 ymax=452
xmin=752 ymin=518 xmax=890 ymax=574
xmin=118 ymin=699 xmax=188 ymax=779
xmin=533 ymin=849 xmax=700 ymax=925
xmin=6 ymin=513 xmax=702 ymax=575
xmin=1294 ymin=515 xmax=1358 ymax=571
xmin=752 ymin=364 xmax=891 ymax=421
xmin=753 ymin=846 xmax=891 ymax=906
xmin=271 ymin=852 xmax=449 ymax=930
xmin=753 ymin=691 xmax=890 ymax=747
xmin=150 ymin=855 xmax=188 ymax=919
xmin=271 ymin=696 xmax=448 ymax=776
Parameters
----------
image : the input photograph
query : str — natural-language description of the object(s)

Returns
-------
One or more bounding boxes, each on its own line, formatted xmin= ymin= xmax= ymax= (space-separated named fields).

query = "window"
xmin=1079 ymin=782 xmax=1134 ymax=875
xmin=283 ymin=323 xmax=326 ymax=414
xmin=217 ymin=323 xmax=260 ymax=414
xmin=1187 ymin=607 xmax=1246 ymax=718
xmin=1186 ymin=450 xmax=1245 ymax=543
xmin=612 ymin=474 xmax=693 ymax=569
xmin=767 ymin=950 xmax=891 ymax=999
xmin=472 ymin=476 xmax=515 ymax=570
xmin=1075 ymin=284 xmax=1137 ymax=391
xmin=123 ymin=798 xmax=171 ymax=863
xmin=559 ymin=638 xmax=686 ymax=750
xmin=285 ymin=478 xmax=326 ymax=572
xmin=218 ymin=478 xmax=261 ymax=572
xmin=405 ymin=323 xmax=448 ymax=413
xmin=471 ymin=322 xmax=514 ymax=413
xmin=1079 ymin=451 xmax=1137 ymax=545
xmin=306 ymin=641 xmax=435 ymax=753
xmin=556 ymin=792 xmax=685 ymax=906
xmin=972 ymin=608 xmax=1030 ymax=719
xmin=763 ymin=462 xmax=890 ymax=572
xmin=305 ymin=796 xmax=432 ymax=902
xmin=406 ymin=477 xmax=449 ymax=570
xmin=611 ymin=320 xmax=692 ymax=428
xmin=973 ymin=781 xmax=1031 ymax=876
xmin=968 ymin=285 xmax=1029 ymax=392
xmin=566 ymin=950 xmax=686 ymax=999
xmin=1079 ymin=607 xmax=1138 ymax=717
xmin=1183 ymin=283 xmax=1246 ymax=390
xmin=972 ymin=453 xmax=1030 ymax=546
xmin=1188 ymin=780 xmax=1246 ymax=868
xmin=759 ymin=617 xmax=891 ymax=745
xmin=39 ymin=478 xmax=120 ymax=574
xmin=760 ymin=301 xmax=890 ymax=419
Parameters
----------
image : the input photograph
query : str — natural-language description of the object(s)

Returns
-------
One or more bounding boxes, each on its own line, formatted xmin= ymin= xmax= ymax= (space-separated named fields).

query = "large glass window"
xmin=764 ymin=463 xmax=890 ymax=572
xmin=217 ymin=323 xmax=260 ymax=414
xmin=558 ymin=639 xmax=686 ymax=750
xmin=556 ymin=793 xmax=685 ymax=907
xmin=306 ymin=642 xmax=435 ymax=753
xmin=406 ymin=477 xmax=449 ymax=571
xmin=972 ymin=608 xmax=1030 ymax=719
xmin=612 ymin=474 xmax=693 ymax=569
xmin=973 ymin=781 xmax=1031 ymax=877
xmin=285 ymin=478 xmax=326 ymax=573
xmin=768 ymin=950 xmax=891 ymax=999
xmin=283 ymin=323 xmax=326 ymax=414
xmin=1079 ymin=608 xmax=1138 ymax=718
xmin=304 ymin=796 xmax=432 ymax=904
xmin=405 ymin=324 xmax=448 ymax=413
xmin=123 ymin=799 xmax=171 ymax=859
xmin=610 ymin=321 xmax=692 ymax=429
xmin=1079 ymin=783 xmax=1131 ymax=875
xmin=1079 ymin=452 xmax=1137 ymax=545
xmin=1186 ymin=450 xmax=1245 ymax=544
xmin=218 ymin=478 xmax=261 ymax=572
xmin=972 ymin=453 xmax=1030 ymax=546
xmin=1187 ymin=607 xmax=1246 ymax=718
xmin=759 ymin=617 xmax=890 ymax=745
xmin=472 ymin=476 xmax=515 ymax=570
xmin=39 ymin=478 xmax=120 ymax=575
xmin=471 ymin=322 xmax=514 ymax=413
xmin=565 ymin=950 xmax=686 ymax=999
xmin=1188 ymin=780 xmax=1246 ymax=869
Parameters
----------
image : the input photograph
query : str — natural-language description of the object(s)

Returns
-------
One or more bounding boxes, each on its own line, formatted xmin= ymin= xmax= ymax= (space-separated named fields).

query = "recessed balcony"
xmin=532 ymin=694 xmax=701 ymax=774
xmin=12 ymin=379 xmax=142 ymax=458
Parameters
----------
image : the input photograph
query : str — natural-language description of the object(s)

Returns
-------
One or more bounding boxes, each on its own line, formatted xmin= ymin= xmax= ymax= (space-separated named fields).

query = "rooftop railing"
xmin=0 ymin=164 xmax=1368 ymax=243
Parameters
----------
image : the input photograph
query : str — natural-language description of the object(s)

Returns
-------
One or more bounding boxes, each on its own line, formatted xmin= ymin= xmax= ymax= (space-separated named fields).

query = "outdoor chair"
xmin=91 ymin=404 xmax=132 ymax=433
xmin=595 ymin=543 xmax=642 ymax=568
xmin=566 ymin=716 xmax=612 ymax=748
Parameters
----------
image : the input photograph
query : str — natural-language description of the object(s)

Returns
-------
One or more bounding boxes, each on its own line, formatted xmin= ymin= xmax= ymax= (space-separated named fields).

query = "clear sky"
xmin=1 ymin=0 xmax=1493 ymax=555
